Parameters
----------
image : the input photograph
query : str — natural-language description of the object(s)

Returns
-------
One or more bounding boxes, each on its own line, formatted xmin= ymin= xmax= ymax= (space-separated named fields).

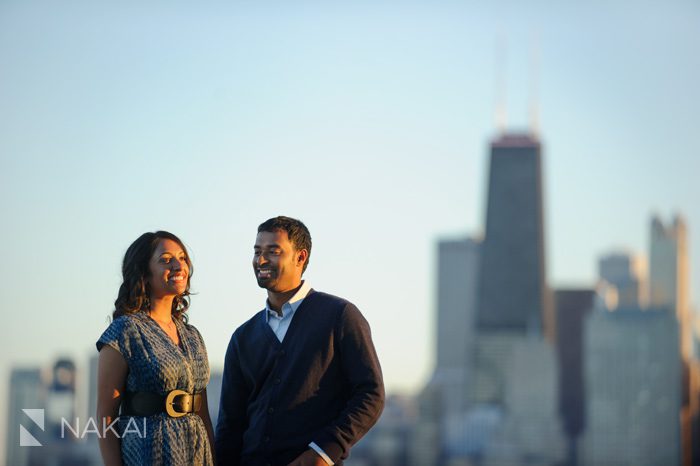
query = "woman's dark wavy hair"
xmin=113 ymin=231 xmax=193 ymax=322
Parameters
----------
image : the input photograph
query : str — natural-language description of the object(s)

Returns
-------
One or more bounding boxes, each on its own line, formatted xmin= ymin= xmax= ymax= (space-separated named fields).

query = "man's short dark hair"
xmin=258 ymin=216 xmax=312 ymax=272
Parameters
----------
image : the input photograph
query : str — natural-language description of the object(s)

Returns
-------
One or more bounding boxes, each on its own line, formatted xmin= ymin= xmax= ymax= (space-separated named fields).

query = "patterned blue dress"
xmin=97 ymin=312 xmax=213 ymax=466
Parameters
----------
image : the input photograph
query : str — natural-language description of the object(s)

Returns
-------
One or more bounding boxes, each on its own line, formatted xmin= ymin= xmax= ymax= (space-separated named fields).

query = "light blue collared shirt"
xmin=264 ymin=280 xmax=311 ymax=342
xmin=262 ymin=280 xmax=334 ymax=466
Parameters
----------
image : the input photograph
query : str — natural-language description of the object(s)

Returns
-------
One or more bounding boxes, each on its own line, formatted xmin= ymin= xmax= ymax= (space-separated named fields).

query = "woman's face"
xmin=147 ymin=238 xmax=189 ymax=299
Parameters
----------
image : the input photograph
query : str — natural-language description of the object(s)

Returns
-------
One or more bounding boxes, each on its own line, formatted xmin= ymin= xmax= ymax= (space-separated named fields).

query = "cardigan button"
xmin=274 ymin=378 xmax=281 ymax=385
xmin=267 ymin=407 xmax=274 ymax=414
xmin=264 ymin=435 xmax=270 ymax=442
xmin=278 ymin=350 xmax=286 ymax=357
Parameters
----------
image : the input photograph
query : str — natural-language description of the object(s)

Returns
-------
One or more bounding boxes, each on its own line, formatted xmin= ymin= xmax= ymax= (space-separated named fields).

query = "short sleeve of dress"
xmin=188 ymin=324 xmax=208 ymax=356
xmin=96 ymin=316 xmax=136 ymax=360
xmin=192 ymin=324 xmax=204 ymax=342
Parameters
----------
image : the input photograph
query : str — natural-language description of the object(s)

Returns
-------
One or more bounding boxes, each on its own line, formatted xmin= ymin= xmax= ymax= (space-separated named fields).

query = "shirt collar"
xmin=265 ymin=280 xmax=311 ymax=321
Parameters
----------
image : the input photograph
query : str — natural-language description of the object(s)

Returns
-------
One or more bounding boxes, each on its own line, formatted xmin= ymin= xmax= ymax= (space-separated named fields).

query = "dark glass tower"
xmin=476 ymin=133 xmax=553 ymax=339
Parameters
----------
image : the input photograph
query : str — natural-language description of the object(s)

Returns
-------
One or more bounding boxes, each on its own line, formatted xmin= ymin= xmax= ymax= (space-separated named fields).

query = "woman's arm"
xmin=97 ymin=346 xmax=128 ymax=466
xmin=198 ymin=388 xmax=217 ymax=465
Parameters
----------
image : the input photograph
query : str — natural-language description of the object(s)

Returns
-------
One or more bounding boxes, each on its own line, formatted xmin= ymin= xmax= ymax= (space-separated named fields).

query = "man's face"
xmin=253 ymin=230 xmax=305 ymax=293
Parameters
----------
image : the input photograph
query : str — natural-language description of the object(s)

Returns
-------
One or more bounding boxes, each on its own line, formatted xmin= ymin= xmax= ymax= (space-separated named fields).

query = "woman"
xmin=96 ymin=231 xmax=215 ymax=466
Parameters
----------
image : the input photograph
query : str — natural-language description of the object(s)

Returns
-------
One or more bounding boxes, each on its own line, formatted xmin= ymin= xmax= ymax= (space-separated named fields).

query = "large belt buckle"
xmin=165 ymin=389 xmax=189 ymax=418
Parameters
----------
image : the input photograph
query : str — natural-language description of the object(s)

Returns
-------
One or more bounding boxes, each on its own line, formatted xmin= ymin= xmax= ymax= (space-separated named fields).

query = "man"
xmin=216 ymin=216 xmax=384 ymax=466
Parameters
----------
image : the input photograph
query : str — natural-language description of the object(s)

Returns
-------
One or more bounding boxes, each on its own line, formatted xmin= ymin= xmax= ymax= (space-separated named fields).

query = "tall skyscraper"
xmin=650 ymin=214 xmax=691 ymax=357
xmin=649 ymin=214 xmax=697 ymax=466
xmin=466 ymin=132 xmax=565 ymax=463
xmin=480 ymin=337 xmax=566 ymax=466
xmin=418 ymin=128 xmax=562 ymax=465
xmin=433 ymin=238 xmax=480 ymax=414
xmin=6 ymin=368 xmax=45 ymax=466
xmin=554 ymin=288 xmax=596 ymax=466
xmin=582 ymin=307 xmax=681 ymax=466
xmin=411 ymin=238 xmax=481 ymax=464
xmin=86 ymin=354 xmax=102 ymax=463
xmin=46 ymin=358 xmax=77 ymax=441
xmin=435 ymin=238 xmax=480 ymax=372
xmin=476 ymin=133 xmax=553 ymax=340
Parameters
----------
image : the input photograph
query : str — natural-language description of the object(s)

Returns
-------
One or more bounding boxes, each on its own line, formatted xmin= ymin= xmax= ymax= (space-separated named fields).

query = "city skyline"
xmin=7 ymin=149 xmax=694 ymax=466
xmin=2 ymin=0 xmax=699 ymax=461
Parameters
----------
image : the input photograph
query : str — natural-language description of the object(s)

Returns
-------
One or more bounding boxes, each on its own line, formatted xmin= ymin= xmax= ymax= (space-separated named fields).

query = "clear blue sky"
xmin=1 ymin=0 xmax=699 ymax=459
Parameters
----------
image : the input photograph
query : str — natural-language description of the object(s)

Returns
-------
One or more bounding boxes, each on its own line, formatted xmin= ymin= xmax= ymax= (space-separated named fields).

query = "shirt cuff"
xmin=309 ymin=442 xmax=334 ymax=465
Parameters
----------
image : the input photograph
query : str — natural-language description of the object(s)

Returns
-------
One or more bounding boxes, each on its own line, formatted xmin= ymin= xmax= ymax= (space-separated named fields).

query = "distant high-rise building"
xmin=464 ymin=132 xmax=565 ymax=464
xmin=472 ymin=132 xmax=552 ymax=406
xmin=418 ymin=128 xmax=564 ymax=465
xmin=46 ymin=358 xmax=77 ymax=441
xmin=435 ymin=238 xmax=480 ymax=374
xmin=582 ymin=307 xmax=681 ymax=466
xmin=598 ymin=252 xmax=647 ymax=308
xmin=650 ymin=215 xmax=691 ymax=357
xmin=412 ymin=237 xmax=481 ymax=464
xmin=554 ymin=288 xmax=596 ymax=466
xmin=6 ymin=368 xmax=45 ymax=466
xmin=86 ymin=353 xmax=102 ymax=463
xmin=433 ymin=238 xmax=480 ymax=414
xmin=649 ymin=214 xmax=697 ymax=466
xmin=477 ymin=133 xmax=553 ymax=340
xmin=481 ymin=338 xmax=566 ymax=466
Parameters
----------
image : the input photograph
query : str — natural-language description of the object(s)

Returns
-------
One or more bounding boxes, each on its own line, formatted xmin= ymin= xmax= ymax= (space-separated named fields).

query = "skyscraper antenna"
xmin=495 ymin=34 xmax=507 ymax=133
xmin=529 ymin=32 xmax=540 ymax=135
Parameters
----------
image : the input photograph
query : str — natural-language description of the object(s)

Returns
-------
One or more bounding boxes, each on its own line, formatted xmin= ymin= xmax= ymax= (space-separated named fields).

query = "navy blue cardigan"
xmin=215 ymin=290 xmax=385 ymax=466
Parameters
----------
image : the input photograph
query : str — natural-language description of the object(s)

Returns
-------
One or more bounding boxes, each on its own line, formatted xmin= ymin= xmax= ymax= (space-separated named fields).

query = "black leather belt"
xmin=121 ymin=390 xmax=202 ymax=418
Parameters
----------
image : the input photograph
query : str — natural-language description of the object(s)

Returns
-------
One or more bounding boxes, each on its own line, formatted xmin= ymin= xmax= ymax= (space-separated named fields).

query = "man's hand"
xmin=286 ymin=448 xmax=329 ymax=466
